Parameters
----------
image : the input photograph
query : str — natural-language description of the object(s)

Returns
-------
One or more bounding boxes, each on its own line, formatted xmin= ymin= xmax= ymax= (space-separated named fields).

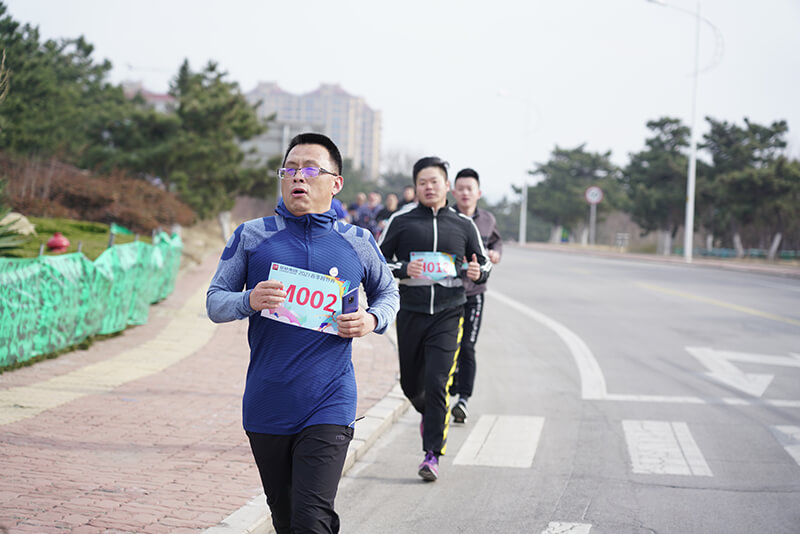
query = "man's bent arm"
xmin=487 ymin=212 xmax=503 ymax=258
xmin=206 ymin=224 xmax=256 ymax=323
xmin=350 ymin=233 xmax=400 ymax=334
xmin=377 ymin=211 xmax=412 ymax=279
xmin=466 ymin=218 xmax=492 ymax=285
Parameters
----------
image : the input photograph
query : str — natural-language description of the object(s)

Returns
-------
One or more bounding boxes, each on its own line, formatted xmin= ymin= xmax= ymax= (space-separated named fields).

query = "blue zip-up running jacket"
xmin=206 ymin=201 xmax=399 ymax=435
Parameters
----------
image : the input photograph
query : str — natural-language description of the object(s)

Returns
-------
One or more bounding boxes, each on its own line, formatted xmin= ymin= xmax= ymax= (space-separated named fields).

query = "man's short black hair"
xmin=412 ymin=156 xmax=449 ymax=184
xmin=283 ymin=132 xmax=343 ymax=175
xmin=455 ymin=168 xmax=480 ymax=184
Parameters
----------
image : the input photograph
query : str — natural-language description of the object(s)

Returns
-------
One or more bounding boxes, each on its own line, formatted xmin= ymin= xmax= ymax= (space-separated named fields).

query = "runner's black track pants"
xmin=451 ymin=293 xmax=484 ymax=399
xmin=396 ymin=306 xmax=463 ymax=456
xmin=247 ymin=424 xmax=353 ymax=534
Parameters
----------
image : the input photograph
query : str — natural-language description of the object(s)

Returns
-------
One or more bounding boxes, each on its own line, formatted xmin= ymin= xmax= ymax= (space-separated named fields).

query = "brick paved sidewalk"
xmin=0 ymin=253 xmax=401 ymax=534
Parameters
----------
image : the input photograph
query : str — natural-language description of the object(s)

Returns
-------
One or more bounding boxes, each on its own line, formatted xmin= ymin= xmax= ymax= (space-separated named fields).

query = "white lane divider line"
xmin=489 ymin=290 xmax=607 ymax=400
xmin=542 ymin=522 xmax=592 ymax=533
xmin=453 ymin=415 xmax=544 ymax=468
xmin=489 ymin=291 xmax=800 ymax=407
xmin=770 ymin=425 xmax=800 ymax=466
xmin=623 ymin=420 xmax=713 ymax=476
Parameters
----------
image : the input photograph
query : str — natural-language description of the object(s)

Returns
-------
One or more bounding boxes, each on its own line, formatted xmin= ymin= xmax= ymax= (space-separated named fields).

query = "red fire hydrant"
xmin=46 ymin=232 xmax=70 ymax=253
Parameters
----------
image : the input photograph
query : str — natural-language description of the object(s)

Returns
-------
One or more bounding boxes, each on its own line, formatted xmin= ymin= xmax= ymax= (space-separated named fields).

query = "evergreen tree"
xmin=527 ymin=144 xmax=623 ymax=239
xmin=0 ymin=4 xmax=118 ymax=161
xmin=698 ymin=117 xmax=790 ymax=249
xmin=622 ymin=117 xmax=690 ymax=239
xmin=166 ymin=60 xmax=267 ymax=218
xmin=78 ymin=90 xmax=180 ymax=176
xmin=713 ymin=155 xmax=799 ymax=251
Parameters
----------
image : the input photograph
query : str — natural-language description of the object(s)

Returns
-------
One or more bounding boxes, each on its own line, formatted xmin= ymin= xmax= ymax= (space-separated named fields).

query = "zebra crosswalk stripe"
xmin=453 ymin=415 xmax=544 ymax=468
xmin=623 ymin=420 xmax=712 ymax=476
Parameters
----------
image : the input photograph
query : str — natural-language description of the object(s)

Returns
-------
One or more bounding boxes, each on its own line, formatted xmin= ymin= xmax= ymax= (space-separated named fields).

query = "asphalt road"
xmin=335 ymin=245 xmax=800 ymax=534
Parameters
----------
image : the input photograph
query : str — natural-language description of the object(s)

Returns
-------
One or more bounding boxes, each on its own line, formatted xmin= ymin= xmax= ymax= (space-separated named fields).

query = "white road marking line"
xmin=489 ymin=290 xmax=607 ymax=400
xmin=452 ymin=415 xmax=544 ymax=468
xmin=688 ymin=347 xmax=800 ymax=398
xmin=542 ymin=522 xmax=592 ymax=533
xmin=606 ymin=396 xmax=800 ymax=408
xmin=670 ymin=421 xmax=712 ymax=476
xmin=604 ymin=393 xmax=704 ymax=404
xmin=687 ymin=347 xmax=774 ymax=397
xmin=770 ymin=425 xmax=800 ymax=466
xmin=489 ymin=291 xmax=800 ymax=407
xmin=623 ymin=420 xmax=712 ymax=476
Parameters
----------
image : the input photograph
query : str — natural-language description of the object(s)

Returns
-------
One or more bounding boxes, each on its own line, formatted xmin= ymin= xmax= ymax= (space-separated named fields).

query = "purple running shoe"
xmin=418 ymin=450 xmax=439 ymax=481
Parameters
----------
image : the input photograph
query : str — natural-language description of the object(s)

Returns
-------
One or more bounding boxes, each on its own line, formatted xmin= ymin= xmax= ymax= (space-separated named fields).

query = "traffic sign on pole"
xmin=585 ymin=186 xmax=603 ymax=246
xmin=585 ymin=186 xmax=604 ymax=205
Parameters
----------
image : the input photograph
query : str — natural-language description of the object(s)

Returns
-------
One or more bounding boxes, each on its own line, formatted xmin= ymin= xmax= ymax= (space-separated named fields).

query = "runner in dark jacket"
xmin=450 ymin=167 xmax=503 ymax=424
xmin=378 ymin=156 xmax=491 ymax=481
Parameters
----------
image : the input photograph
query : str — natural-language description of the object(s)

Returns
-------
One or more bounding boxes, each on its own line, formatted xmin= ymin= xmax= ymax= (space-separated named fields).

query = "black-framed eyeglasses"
xmin=277 ymin=167 xmax=337 ymax=180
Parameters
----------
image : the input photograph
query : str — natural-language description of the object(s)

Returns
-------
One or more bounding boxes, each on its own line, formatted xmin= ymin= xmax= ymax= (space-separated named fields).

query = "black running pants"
xmin=396 ymin=306 xmax=463 ymax=456
xmin=451 ymin=293 xmax=484 ymax=399
xmin=247 ymin=424 xmax=353 ymax=534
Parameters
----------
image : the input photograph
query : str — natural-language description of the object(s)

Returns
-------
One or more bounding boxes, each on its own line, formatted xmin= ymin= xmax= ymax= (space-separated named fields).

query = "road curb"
xmin=346 ymin=384 xmax=411 ymax=472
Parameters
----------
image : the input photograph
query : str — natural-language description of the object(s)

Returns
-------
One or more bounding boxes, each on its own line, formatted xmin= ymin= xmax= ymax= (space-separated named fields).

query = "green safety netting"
xmin=0 ymin=232 xmax=182 ymax=367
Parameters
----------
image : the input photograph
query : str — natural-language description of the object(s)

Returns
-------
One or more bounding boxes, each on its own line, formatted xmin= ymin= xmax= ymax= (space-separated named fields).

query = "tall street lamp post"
xmin=685 ymin=5 xmax=700 ymax=263
xmin=497 ymin=90 xmax=540 ymax=246
xmin=646 ymin=0 xmax=722 ymax=263
xmin=519 ymin=183 xmax=527 ymax=245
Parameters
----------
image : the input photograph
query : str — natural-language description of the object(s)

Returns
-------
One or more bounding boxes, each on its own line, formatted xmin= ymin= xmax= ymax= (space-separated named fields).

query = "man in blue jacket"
xmin=207 ymin=133 xmax=399 ymax=534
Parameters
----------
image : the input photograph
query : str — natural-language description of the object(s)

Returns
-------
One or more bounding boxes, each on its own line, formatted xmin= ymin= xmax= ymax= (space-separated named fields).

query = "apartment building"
xmin=246 ymin=82 xmax=382 ymax=180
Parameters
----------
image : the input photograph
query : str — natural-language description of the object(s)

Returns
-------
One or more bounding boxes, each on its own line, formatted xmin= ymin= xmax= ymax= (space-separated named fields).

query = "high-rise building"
xmin=246 ymin=82 xmax=382 ymax=180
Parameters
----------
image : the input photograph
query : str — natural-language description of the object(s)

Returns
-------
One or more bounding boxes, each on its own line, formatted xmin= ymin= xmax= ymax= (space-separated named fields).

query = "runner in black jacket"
xmin=450 ymin=167 xmax=503 ymax=425
xmin=378 ymin=156 xmax=491 ymax=481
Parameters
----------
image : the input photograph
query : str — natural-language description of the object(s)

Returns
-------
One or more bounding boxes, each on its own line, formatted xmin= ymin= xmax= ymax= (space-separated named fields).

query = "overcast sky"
xmin=6 ymin=0 xmax=800 ymax=202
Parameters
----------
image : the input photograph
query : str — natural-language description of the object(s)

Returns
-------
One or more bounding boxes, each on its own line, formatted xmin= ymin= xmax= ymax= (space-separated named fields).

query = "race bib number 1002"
xmin=409 ymin=251 xmax=457 ymax=281
xmin=260 ymin=263 xmax=349 ymax=335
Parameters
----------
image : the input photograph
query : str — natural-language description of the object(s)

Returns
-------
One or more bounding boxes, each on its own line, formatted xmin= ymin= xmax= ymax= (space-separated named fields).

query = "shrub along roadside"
xmin=1 ymin=152 xmax=196 ymax=235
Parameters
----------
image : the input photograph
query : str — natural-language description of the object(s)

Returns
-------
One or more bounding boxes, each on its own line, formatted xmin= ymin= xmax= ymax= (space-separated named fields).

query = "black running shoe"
xmin=452 ymin=398 xmax=469 ymax=424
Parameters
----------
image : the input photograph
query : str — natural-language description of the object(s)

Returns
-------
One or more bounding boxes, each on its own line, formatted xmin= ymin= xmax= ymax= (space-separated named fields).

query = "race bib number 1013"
xmin=409 ymin=251 xmax=457 ymax=281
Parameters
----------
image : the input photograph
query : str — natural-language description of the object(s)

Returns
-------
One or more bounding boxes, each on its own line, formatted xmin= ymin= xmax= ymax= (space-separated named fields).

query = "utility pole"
xmin=518 ymin=183 xmax=527 ymax=245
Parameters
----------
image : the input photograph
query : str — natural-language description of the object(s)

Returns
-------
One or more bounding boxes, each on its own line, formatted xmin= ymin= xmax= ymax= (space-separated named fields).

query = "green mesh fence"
xmin=0 ymin=232 xmax=183 ymax=367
